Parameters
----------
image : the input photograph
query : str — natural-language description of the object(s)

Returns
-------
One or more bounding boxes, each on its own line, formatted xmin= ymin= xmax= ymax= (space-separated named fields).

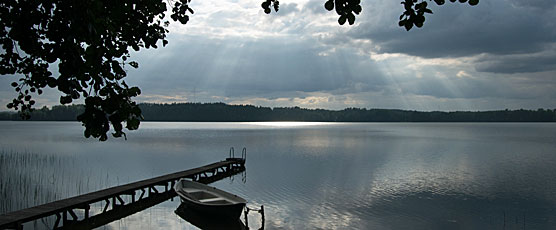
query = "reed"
xmin=0 ymin=149 xmax=110 ymax=226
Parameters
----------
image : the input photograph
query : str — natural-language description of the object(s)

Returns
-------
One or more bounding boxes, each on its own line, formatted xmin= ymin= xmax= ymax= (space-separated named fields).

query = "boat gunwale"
xmin=174 ymin=179 xmax=247 ymax=207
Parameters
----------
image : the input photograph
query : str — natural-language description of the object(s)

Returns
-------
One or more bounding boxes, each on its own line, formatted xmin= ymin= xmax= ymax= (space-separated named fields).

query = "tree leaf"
xmin=129 ymin=61 xmax=139 ymax=68
xmin=434 ymin=0 xmax=445 ymax=5
xmin=338 ymin=15 xmax=347 ymax=25
xmin=325 ymin=1 xmax=334 ymax=11
xmin=404 ymin=21 xmax=413 ymax=30
xmin=347 ymin=13 xmax=355 ymax=25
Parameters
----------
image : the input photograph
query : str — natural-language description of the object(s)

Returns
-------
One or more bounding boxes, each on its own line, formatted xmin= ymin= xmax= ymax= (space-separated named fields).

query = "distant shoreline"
xmin=1 ymin=102 xmax=555 ymax=122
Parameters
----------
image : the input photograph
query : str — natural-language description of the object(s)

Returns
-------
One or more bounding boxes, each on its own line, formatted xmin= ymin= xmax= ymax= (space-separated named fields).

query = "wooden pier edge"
xmin=0 ymin=157 xmax=246 ymax=230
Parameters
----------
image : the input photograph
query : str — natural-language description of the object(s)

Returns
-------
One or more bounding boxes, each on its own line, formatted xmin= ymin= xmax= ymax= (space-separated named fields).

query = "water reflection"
xmin=2 ymin=122 xmax=556 ymax=229
xmin=243 ymin=122 xmax=333 ymax=128
xmin=174 ymin=203 xmax=247 ymax=230
xmin=174 ymin=203 xmax=267 ymax=230
xmin=346 ymin=190 xmax=554 ymax=229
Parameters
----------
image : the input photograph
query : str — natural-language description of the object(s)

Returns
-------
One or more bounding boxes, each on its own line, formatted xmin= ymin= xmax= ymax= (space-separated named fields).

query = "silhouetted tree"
xmin=1 ymin=0 xmax=479 ymax=140
xmin=4 ymin=103 xmax=554 ymax=122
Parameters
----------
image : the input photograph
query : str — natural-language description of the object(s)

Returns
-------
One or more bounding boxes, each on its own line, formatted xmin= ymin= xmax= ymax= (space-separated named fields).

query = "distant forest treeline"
xmin=1 ymin=103 xmax=555 ymax=122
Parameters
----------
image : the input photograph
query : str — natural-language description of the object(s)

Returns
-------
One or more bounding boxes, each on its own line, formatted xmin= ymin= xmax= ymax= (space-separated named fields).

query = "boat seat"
xmin=183 ymin=188 xmax=202 ymax=193
xmin=199 ymin=197 xmax=226 ymax=202
xmin=204 ymin=199 xmax=233 ymax=205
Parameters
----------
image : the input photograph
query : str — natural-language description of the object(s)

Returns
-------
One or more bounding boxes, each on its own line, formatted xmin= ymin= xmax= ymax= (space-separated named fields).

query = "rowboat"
xmin=174 ymin=179 xmax=247 ymax=220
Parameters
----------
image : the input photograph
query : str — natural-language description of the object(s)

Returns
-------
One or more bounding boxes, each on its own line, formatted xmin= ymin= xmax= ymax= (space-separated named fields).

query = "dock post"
xmin=261 ymin=205 xmax=265 ymax=230
xmin=244 ymin=207 xmax=249 ymax=227
xmin=68 ymin=209 xmax=78 ymax=221
xmin=84 ymin=205 xmax=90 ymax=219
xmin=62 ymin=210 xmax=67 ymax=226
xmin=53 ymin=213 xmax=61 ymax=228
xmin=103 ymin=199 xmax=110 ymax=213
xmin=12 ymin=222 xmax=22 ymax=230
xmin=139 ymin=188 xmax=145 ymax=200
xmin=116 ymin=195 xmax=125 ymax=206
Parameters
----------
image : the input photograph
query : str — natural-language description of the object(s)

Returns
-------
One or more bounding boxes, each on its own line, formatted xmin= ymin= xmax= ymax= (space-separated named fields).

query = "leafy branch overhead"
xmin=1 ymin=0 xmax=194 ymax=141
xmin=262 ymin=0 xmax=479 ymax=28
xmin=2 ymin=0 xmax=478 ymax=141
xmin=399 ymin=0 xmax=479 ymax=31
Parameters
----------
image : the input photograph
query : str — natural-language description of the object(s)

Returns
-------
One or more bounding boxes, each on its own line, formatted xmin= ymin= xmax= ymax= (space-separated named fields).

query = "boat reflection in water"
xmin=175 ymin=203 xmax=247 ymax=230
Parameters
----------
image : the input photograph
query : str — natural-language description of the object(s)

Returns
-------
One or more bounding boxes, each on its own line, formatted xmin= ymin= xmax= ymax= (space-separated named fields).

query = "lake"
xmin=1 ymin=121 xmax=556 ymax=229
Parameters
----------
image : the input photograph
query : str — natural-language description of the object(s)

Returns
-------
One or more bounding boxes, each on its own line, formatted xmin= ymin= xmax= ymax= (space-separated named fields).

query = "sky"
xmin=1 ymin=0 xmax=556 ymax=111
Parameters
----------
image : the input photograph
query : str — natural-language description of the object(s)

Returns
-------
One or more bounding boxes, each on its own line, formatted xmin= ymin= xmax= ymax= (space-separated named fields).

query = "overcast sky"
xmin=2 ymin=0 xmax=556 ymax=111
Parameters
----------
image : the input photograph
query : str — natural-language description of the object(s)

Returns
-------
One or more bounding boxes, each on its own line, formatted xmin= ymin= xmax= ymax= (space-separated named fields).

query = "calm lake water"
xmin=1 ymin=121 xmax=556 ymax=229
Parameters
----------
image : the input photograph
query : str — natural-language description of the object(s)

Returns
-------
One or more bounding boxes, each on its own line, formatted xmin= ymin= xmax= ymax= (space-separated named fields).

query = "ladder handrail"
xmin=229 ymin=147 xmax=235 ymax=158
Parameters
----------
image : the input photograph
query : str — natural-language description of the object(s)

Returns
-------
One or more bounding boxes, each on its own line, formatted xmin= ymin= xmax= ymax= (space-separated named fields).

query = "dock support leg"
xmin=151 ymin=186 xmax=159 ymax=194
xmin=62 ymin=210 xmax=67 ymax=226
xmin=84 ymin=205 xmax=90 ymax=219
xmin=139 ymin=188 xmax=145 ymax=200
xmin=68 ymin=209 xmax=78 ymax=221
xmin=261 ymin=205 xmax=265 ymax=230
xmin=12 ymin=222 xmax=23 ymax=230
xmin=54 ymin=213 xmax=61 ymax=228
xmin=103 ymin=199 xmax=110 ymax=213
xmin=116 ymin=195 xmax=125 ymax=206
xmin=244 ymin=208 xmax=249 ymax=227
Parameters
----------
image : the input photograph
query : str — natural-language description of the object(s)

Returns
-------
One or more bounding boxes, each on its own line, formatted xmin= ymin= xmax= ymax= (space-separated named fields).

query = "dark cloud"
xmin=122 ymin=31 xmax=555 ymax=108
xmin=474 ymin=51 xmax=556 ymax=74
xmin=401 ymin=75 xmax=535 ymax=100
xmin=126 ymin=35 xmax=387 ymax=99
xmin=509 ymin=0 xmax=556 ymax=9
xmin=406 ymin=78 xmax=493 ymax=99
xmin=347 ymin=0 xmax=556 ymax=58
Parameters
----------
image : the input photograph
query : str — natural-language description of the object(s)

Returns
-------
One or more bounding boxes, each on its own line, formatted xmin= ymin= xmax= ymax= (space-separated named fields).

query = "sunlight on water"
xmin=242 ymin=121 xmax=333 ymax=127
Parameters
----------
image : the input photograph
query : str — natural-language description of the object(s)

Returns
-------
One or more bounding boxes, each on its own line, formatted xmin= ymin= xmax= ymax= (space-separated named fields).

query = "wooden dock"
xmin=0 ymin=157 xmax=246 ymax=230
